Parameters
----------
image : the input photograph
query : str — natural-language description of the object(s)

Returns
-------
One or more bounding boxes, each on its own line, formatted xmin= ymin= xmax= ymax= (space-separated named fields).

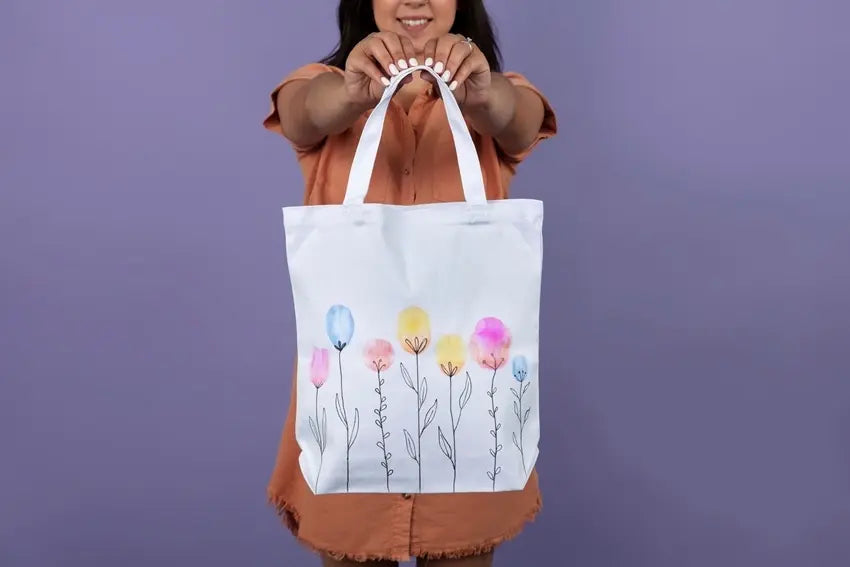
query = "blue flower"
xmin=326 ymin=305 xmax=354 ymax=351
xmin=512 ymin=356 xmax=528 ymax=382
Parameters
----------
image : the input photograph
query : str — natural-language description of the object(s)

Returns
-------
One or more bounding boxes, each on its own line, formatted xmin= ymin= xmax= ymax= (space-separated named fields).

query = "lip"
xmin=397 ymin=17 xmax=432 ymax=35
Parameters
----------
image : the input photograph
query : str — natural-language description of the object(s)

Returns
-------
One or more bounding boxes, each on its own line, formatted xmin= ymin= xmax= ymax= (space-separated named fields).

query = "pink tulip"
xmin=310 ymin=347 xmax=330 ymax=388
xmin=364 ymin=339 xmax=394 ymax=372
xmin=469 ymin=317 xmax=511 ymax=370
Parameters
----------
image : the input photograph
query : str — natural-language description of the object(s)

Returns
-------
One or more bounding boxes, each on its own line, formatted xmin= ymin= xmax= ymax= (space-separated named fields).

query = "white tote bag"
xmin=282 ymin=64 xmax=543 ymax=495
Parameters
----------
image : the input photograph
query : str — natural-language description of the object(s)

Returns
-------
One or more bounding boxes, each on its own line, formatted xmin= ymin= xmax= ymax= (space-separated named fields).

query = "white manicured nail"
xmin=381 ymin=77 xmax=391 ymax=86
xmin=434 ymin=61 xmax=444 ymax=74
xmin=389 ymin=64 xmax=399 ymax=75
xmin=441 ymin=70 xmax=451 ymax=82
xmin=449 ymin=80 xmax=458 ymax=91
xmin=398 ymin=59 xmax=408 ymax=69
xmin=425 ymin=57 xmax=433 ymax=66
xmin=409 ymin=58 xmax=418 ymax=66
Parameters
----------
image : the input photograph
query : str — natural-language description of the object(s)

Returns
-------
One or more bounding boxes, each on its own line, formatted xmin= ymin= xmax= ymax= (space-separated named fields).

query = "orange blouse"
xmin=263 ymin=62 xmax=557 ymax=563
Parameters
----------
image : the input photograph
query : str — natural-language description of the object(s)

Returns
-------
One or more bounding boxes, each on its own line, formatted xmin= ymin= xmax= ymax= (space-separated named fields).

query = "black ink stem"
xmin=376 ymin=368 xmax=390 ymax=492
xmin=490 ymin=358 xmax=499 ymax=491
xmin=415 ymin=352 xmax=422 ymax=492
xmin=449 ymin=373 xmax=457 ymax=492
xmin=338 ymin=349 xmax=350 ymax=492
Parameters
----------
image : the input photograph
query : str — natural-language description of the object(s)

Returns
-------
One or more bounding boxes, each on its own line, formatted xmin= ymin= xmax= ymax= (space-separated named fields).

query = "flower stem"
xmin=415 ymin=352 xmax=422 ymax=492
xmin=490 ymin=360 xmax=499 ymax=491
xmin=449 ymin=373 xmax=457 ymax=492
xmin=315 ymin=386 xmax=324 ymax=491
xmin=376 ymin=369 xmax=391 ymax=492
xmin=338 ymin=349 xmax=350 ymax=492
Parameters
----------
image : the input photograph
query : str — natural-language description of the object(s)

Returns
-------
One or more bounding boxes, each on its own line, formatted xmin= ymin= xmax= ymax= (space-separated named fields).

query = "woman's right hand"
xmin=344 ymin=32 xmax=419 ymax=106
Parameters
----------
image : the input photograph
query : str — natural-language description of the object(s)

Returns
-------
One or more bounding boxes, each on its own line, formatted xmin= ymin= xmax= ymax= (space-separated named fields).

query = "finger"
xmin=432 ymin=34 xmax=460 ymax=77
xmin=398 ymin=35 xmax=420 ymax=67
xmin=376 ymin=32 xmax=410 ymax=75
xmin=449 ymin=50 xmax=483 ymax=91
xmin=361 ymin=35 xmax=398 ymax=78
xmin=422 ymin=38 xmax=438 ymax=68
xmin=444 ymin=37 xmax=474 ymax=85
xmin=348 ymin=52 xmax=391 ymax=87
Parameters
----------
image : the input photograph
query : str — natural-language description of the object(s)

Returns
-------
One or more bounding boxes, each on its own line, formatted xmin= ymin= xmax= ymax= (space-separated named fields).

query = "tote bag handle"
xmin=342 ymin=64 xmax=487 ymax=205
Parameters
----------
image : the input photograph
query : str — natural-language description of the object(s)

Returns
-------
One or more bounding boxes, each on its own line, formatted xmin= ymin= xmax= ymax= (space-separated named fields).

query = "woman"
xmin=262 ymin=1 xmax=556 ymax=565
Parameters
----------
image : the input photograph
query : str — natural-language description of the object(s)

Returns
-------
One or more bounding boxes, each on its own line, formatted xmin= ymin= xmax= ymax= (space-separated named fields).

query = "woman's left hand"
xmin=420 ymin=34 xmax=491 ymax=107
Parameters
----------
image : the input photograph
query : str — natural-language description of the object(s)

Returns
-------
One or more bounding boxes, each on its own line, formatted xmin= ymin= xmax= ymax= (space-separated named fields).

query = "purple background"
xmin=2 ymin=0 xmax=849 ymax=565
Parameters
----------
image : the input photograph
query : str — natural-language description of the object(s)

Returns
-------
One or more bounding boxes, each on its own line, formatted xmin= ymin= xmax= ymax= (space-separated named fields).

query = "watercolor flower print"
xmin=398 ymin=306 xmax=438 ymax=492
xmin=469 ymin=317 xmax=512 ymax=491
xmin=307 ymin=347 xmax=329 ymax=491
xmin=326 ymin=304 xmax=359 ymax=492
xmin=510 ymin=356 xmax=532 ymax=475
xmin=364 ymin=339 xmax=394 ymax=492
xmin=435 ymin=334 xmax=472 ymax=492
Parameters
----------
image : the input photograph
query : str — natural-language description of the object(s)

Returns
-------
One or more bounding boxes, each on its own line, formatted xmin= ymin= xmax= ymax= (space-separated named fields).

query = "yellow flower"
xmin=435 ymin=334 xmax=466 ymax=377
xmin=398 ymin=306 xmax=431 ymax=355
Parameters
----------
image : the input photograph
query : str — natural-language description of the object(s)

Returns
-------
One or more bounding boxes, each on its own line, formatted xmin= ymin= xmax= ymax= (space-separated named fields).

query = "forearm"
xmin=462 ymin=73 xmax=545 ymax=156
xmin=278 ymin=72 xmax=371 ymax=147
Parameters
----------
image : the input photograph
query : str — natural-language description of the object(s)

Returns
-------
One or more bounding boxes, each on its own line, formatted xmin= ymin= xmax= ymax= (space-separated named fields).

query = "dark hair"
xmin=320 ymin=0 xmax=502 ymax=72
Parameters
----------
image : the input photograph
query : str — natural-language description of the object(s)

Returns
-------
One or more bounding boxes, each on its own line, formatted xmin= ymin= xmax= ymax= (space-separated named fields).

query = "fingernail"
xmin=425 ymin=57 xmax=433 ymax=67
xmin=389 ymin=64 xmax=399 ymax=75
xmin=409 ymin=58 xmax=418 ymax=66
xmin=381 ymin=77 xmax=391 ymax=86
xmin=398 ymin=59 xmax=408 ymax=70
xmin=434 ymin=61 xmax=444 ymax=74
xmin=441 ymin=70 xmax=451 ymax=82
xmin=449 ymin=80 xmax=458 ymax=91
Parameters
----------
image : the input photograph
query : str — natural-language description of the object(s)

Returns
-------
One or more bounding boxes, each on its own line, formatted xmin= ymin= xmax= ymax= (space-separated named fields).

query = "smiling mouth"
xmin=398 ymin=18 xmax=432 ymax=31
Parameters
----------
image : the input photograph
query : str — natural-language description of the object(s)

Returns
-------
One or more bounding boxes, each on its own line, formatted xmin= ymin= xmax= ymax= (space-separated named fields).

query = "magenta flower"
xmin=469 ymin=317 xmax=512 ymax=370
xmin=310 ymin=347 xmax=330 ymax=388
xmin=363 ymin=339 xmax=394 ymax=372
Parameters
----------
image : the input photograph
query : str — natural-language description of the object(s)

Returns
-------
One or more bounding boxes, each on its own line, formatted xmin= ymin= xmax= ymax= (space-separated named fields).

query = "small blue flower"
xmin=326 ymin=305 xmax=354 ymax=351
xmin=512 ymin=356 xmax=528 ymax=382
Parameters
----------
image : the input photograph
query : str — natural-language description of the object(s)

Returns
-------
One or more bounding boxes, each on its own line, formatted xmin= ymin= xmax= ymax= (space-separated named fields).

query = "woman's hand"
xmin=421 ymin=33 xmax=492 ymax=107
xmin=344 ymin=32 xmax=419 ymax=106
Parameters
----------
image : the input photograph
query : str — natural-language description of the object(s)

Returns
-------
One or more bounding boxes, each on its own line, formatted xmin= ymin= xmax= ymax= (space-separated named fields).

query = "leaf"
xmin=510 ymin=387 xmax=520 ymax=400
xmin=512 ymin=432 xmax=520 ymax=450
xmin=422 ymin=399 xmax=438 ymax=433
xmin=335 ymin=394 xmax=345 ymax=425
xmin=386 ymin=451 xmax=392 ymax=460
xmin=496 ymin=423 xmax=501 ymax=431
xmin=308 ymin=416 xmax=320 ymax=446
xmin=419 ymin=377 xmax=429 ymax=409
xmin=400 ymin=363 xmax=415 ymax=391
xmin=375 ymin=387 xmax=381 ymax=395
xmin=495 ymin=466 xmax=502 ymax=475
xmin=488 ymin=409 xmax=494 ymax=417
xmin=489 ymin=448 xmax=496 ymax=457
xmin=523 ymin=381 xmax=531 ymax=395
xmin=403 ymin=429 xmax=418 ymax=462
xmin=376 ymin=441 xmax=384 ymax=450
xmin=381 ymin=415 xmax=387 ymax=424
xmin=497 ymin=443 xmax=503 ymax=453
xmin=321 ymin=408 xmax=328 ymax=451
xmin=374 ymin=409 xmax=380 ymax=416
xmin=460 ymin=373 xmax=472 ymax=410
xmin=375 ymin=419 xmax=382 ymax=428
xmin=492 ymin=386 xmax=497 ymax=395
xmin=383 ymin=431 xmax=390 ymax=439
xmin=490 ymin=429 xmax=496 ymax=437
xmin=524 ymin=408 xmax=531 ymax=424
xmin=513 ymin=400 xmax=520 ymax=420
xmin=349 ymin=408 xmax=360 ymax=448
xmin=388 ymin=469 xmax=394 ymax=476
xmin=438 ymin=426 xmax=453 ymax=461
xmin=487 ymin=471 xmax=495 ymax=481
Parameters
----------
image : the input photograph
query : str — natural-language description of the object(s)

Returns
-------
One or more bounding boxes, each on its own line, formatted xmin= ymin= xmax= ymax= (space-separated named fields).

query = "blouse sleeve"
xmin=262 ymin=62 xmax=345 ymax=152
xmin=496 ymin=71 xmax=558 ymax=169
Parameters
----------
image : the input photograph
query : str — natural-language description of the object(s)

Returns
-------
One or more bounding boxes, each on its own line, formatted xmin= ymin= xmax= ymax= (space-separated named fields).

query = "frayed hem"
xmin=412 ymin=494 xmax=542 ymax=561
xmin=267 ymin=491 xmax=411 ymax=563
xmin=267 ymin=490 xmax=542 ymax=563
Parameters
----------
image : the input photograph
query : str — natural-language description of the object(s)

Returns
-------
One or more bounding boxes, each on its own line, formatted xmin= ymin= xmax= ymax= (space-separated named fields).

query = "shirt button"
xmin=402 ymin=493 xmax=412 ymax=500
xmin=403 ymin=167 xmax=411 ymax=175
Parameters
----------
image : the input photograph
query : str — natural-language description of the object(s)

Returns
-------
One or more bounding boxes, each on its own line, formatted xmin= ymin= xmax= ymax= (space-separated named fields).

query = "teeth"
xmin=402 ymin=19 xmax=428 ymax=26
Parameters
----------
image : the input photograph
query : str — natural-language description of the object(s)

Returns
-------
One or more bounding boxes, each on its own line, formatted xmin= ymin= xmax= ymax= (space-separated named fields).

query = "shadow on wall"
xmin=519 ymin=377 xmax=850 ymax=567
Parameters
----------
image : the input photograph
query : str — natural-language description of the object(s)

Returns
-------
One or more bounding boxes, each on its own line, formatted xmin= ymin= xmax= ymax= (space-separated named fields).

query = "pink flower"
xmin=469 ymin=317 xmax=511 ymax=370
xmin=364 ymin=339 xmax=394 ymax=372
xmin=310 ymin=347 xmax=329 ymax=388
